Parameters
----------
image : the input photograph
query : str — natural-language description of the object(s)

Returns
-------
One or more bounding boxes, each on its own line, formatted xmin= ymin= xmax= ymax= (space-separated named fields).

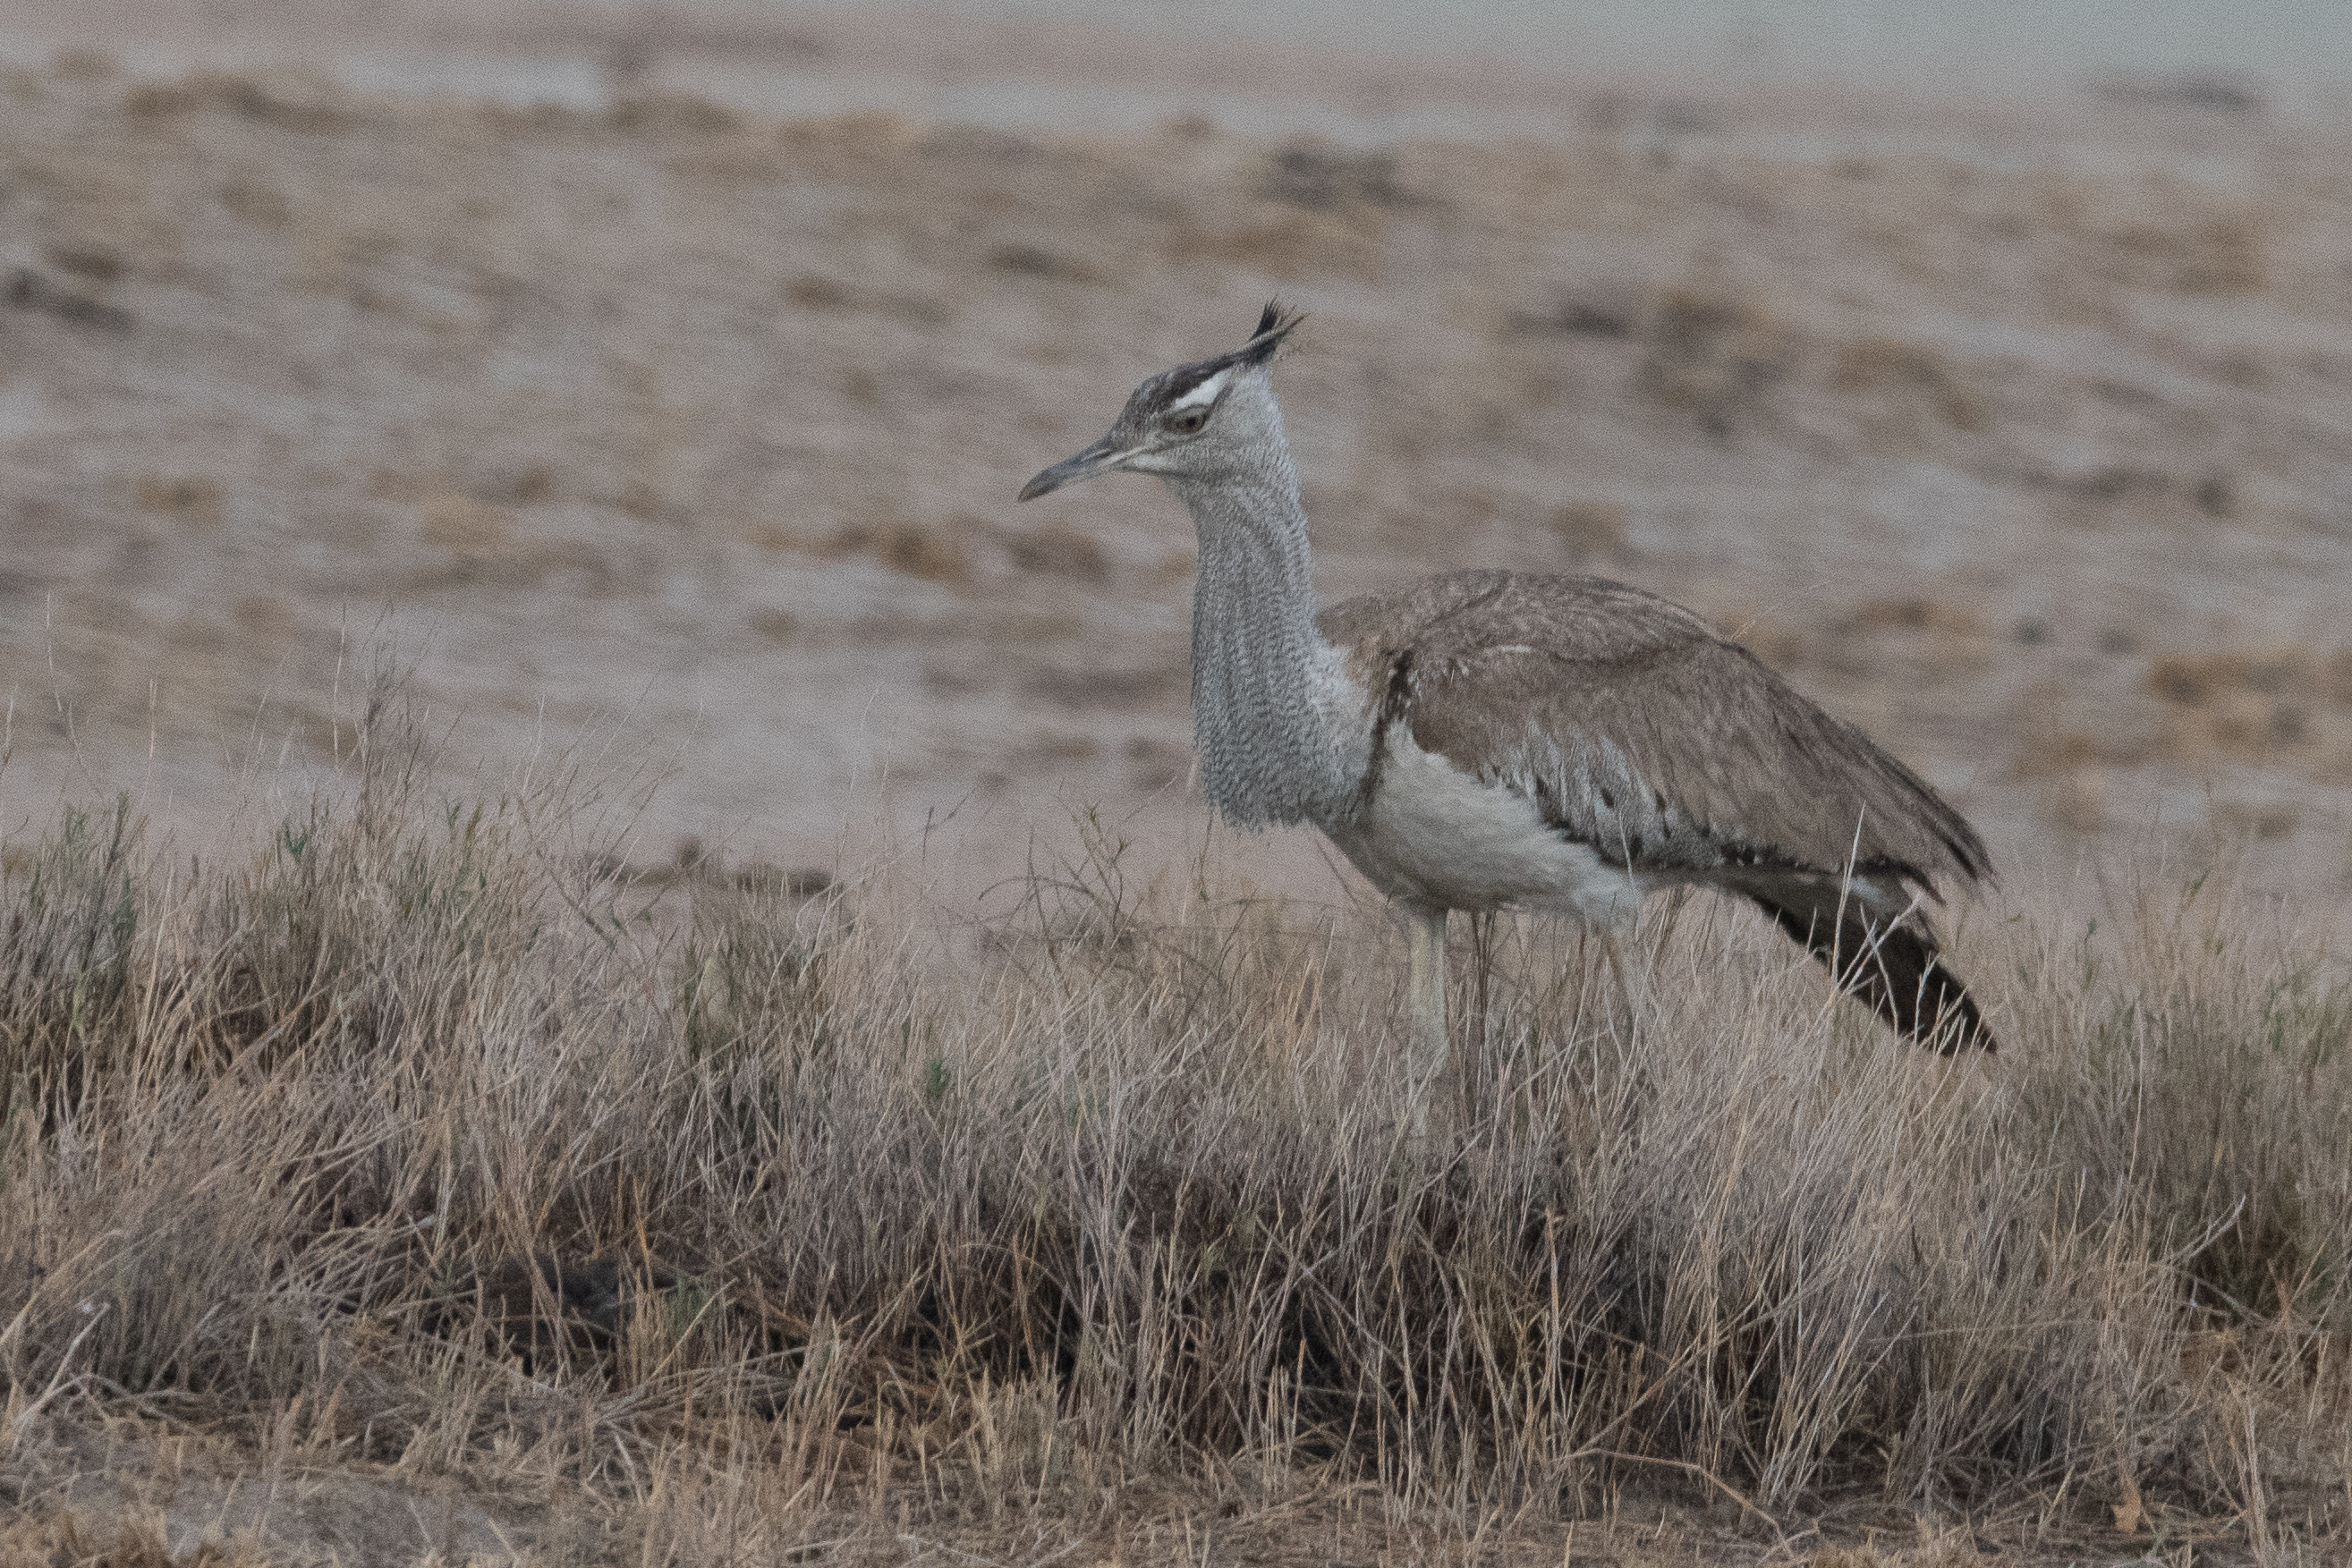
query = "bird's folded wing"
xmin=1320 ymin=571 xmax=1991 ymax=894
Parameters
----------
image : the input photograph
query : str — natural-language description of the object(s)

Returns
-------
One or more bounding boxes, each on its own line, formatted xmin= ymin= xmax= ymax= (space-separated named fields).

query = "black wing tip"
xmin=1859 ymin=928 xmax=1999 ymax=1055
xmin=1241 ymin=299 xmax=1304 ymax=365
xmin=1894 ymin=945 xmax=1998 ymax=1054
xmin=1753 ymin=896 xmax=1998 ymax=1055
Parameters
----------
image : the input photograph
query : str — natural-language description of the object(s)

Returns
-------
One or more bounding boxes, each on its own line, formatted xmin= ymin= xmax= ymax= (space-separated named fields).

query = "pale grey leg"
xmin=1405 ymin=904 xmax=1450 ymax=1136
xmin=1601 ymin=928 xmax=1650 ymax=1041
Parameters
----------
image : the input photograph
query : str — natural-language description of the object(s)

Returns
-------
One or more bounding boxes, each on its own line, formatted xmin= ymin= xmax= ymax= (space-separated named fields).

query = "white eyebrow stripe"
xmin=1168 ymin=369 xmax=1230 ymax=411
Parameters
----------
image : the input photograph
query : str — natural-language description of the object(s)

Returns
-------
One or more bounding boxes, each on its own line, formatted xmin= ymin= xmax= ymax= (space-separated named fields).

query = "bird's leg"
xmin=1601 ymin=928 xmax=1650 ymax=1043
xmin=1405 ymin=904 xmax=1450 ymax=1138
xmin=1468 ymin=909 xmax=1497 ymax=1115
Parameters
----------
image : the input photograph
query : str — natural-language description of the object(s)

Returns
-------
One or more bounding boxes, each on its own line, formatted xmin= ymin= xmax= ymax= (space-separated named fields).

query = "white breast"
xmin=1325 ymin=721 xmax=1646 ymax=927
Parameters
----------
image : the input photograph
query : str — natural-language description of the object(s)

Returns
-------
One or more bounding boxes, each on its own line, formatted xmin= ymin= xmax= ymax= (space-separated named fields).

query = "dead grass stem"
xmin=0 ymin=674 xmax=2346 ymax=1563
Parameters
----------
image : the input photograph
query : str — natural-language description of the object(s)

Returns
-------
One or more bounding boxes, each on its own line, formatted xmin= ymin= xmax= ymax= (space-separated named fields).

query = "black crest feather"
xmin=1240 ymin=300 xmax=1303 ymax=365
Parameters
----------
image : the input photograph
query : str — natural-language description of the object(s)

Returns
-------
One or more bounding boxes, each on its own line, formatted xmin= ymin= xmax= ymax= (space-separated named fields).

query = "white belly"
xmin=1324 ymin=723 xmax=1646 ymax=926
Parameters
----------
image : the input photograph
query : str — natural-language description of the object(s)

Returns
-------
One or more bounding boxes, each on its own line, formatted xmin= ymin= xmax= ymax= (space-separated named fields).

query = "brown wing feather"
xmin=1318 ymin=570 xmax=1991 ymax=895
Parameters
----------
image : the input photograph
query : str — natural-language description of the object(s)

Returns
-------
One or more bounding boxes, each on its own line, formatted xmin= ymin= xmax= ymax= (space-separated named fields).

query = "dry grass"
xmin=0 ymin=671 xmax=2348 ymax=1564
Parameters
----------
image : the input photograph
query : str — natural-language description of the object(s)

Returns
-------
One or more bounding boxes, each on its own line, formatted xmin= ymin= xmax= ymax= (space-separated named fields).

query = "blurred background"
xmin=1 ymin=0 xmax=2348 ymax=904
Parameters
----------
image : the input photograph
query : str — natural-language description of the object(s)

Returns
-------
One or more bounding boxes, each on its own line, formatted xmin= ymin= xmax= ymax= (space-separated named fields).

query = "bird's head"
xmin=1018 ymin=302 xmax=1303 ymax=502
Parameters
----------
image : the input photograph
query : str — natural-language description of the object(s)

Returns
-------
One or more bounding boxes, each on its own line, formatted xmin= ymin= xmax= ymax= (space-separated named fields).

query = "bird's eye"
xmin=1167 ymin=409 xmax=1209 ymax=434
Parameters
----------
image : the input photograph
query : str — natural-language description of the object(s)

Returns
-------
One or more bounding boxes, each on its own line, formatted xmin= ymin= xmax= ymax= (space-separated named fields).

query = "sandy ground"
xmin=0 ymin=3 xmax=2349 ymax=913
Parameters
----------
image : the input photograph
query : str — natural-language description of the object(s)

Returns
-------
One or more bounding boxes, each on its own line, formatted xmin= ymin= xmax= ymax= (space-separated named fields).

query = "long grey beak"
xmin=1017 ymin=435 xmax=1131 ymax=501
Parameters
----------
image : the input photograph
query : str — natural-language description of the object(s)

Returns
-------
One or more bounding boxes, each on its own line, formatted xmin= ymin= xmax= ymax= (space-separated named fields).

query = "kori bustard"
xmin=1019 ymin=306 xmax=1995 ymax=1116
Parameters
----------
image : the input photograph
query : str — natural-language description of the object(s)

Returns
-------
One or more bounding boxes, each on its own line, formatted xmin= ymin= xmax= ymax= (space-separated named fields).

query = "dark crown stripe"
xmin=1147 ymin=304 xmax=1306 ymax=411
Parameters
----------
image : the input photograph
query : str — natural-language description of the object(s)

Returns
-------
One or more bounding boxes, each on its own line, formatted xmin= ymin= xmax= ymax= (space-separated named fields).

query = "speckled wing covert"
xmin=1318 ymin=569 xmax=1988 ymax=889
xmin=1317 ymin=569 xmax=1997 ymax=1050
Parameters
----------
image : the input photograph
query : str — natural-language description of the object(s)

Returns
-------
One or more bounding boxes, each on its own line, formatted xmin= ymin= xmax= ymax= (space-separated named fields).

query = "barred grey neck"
xmin=1170 ymin=439 xmax=1371 ymax=831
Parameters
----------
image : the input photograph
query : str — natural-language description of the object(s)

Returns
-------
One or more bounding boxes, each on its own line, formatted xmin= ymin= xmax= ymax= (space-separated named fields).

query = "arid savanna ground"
xmin=2 ymin=2 xmax=2349 ymax=903
xmin=1 ymin=5 xmax=2349 ymax=1564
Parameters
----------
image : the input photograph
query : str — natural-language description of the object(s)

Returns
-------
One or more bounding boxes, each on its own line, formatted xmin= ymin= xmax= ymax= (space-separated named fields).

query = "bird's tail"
xmin=1745 ymin=888 xmax=1995 ymax=1053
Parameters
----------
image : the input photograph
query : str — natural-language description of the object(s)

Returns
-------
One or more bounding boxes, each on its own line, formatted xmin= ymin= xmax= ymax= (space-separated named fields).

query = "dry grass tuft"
xmin=0 ymin=1509 xmax=236 ymax=1568
xmin=2099 ymin=216 xmax=2269 ymax=296
xmin=1635 ymin=288 xmax=1795 ymax=438
xmin=123 ymin=72 xmax=355 ymax=135
xmin=1829 ymin=336 xmax=1988 ymax=436
xmin=0 ymin=674 xmax=2347 ymax=1561
xmin=2144 ymin=646 xmax=2352 ymax=770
